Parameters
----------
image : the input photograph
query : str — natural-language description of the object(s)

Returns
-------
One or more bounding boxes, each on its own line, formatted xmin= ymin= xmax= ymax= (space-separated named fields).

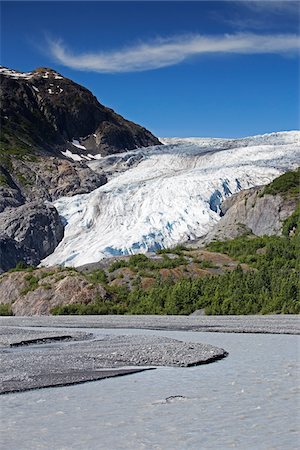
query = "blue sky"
xmin=1 ymin=1 xmax=299 ymax=137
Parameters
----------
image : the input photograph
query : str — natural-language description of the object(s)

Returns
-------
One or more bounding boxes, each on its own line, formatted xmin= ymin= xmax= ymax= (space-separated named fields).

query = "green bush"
xmin=21 ymin=274 xmax=39 ymax=295
xmin=88 ymin=269 xmax=108 ymax=284
xmin=0 ymin=304 xmax=13 ymax=316
xmin=157 ymin=244 xmax=188 ymax=255
xmin=108 ymin=260 xmax=128 ymax=272
xmin=9 ymin=261 xmax=31 ymax=272
xmin=198 ymin=260 xmax=217 ymax=269
xmin=282 ymin=203 xmax=300 ymax=237
xmin=262 ymin=168 xmax=300 ymax=197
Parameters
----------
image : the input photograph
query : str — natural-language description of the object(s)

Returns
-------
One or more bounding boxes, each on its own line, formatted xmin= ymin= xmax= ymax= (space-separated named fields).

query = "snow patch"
xmin=61 ymin=150 xmax=82 ymax=162
xmin=0 ymin=66 xmax=64 ymax=81
xmin=72 ymin=139 xmax=87 ymax=150
xmin=0 ymin=66 xmax=33 ymax=80
xmin=87 ymin=153 xmax=102 ymax=160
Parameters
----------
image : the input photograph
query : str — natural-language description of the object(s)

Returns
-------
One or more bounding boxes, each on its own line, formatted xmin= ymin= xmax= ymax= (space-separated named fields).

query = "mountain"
xmin=41 ymin=131 xmax=300 ymax=268
xmin=0 ymin=66 xmax=161 ymax=272
xmin=0 ymin=66 xmax=161 ymax=157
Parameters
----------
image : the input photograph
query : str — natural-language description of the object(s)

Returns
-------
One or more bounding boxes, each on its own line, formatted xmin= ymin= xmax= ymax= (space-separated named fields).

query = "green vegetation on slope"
xmin=262 ymin=167 xmax=300 ymax=197
xmin=282 ymin=203 xmax=300 ymax=237
xmin=108 ymin=253 xmax=188 ymax=273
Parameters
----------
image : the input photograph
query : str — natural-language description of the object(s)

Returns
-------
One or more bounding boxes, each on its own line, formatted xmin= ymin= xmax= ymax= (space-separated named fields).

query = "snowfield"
xmin=42 ymin=131 xmax=300 ymax=267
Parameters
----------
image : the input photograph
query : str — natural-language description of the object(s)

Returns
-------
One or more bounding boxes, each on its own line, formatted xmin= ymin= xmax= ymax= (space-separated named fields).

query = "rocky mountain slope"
xmin=196 ymin=168 xmax=300 ymax=245
xmin=0 ymin=267 xmax=108 ymax=315
xmin=0 ymin=66 xmax=161 ymax=272
xmin=0 ymin=66 xmax=161 ymax=157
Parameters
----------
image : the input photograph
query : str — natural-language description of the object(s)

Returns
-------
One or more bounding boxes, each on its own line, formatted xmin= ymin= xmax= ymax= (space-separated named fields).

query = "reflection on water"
xmin=0 ymin=330 xmax=299 ymax=450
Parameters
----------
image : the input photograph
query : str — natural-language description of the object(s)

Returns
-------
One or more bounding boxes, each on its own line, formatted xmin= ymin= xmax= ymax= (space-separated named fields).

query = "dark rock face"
xmin=0 ymin=202 xmax=64 ymax=272
xmin=0 ymin=155 xmax=107 ymax=271
xmin=0 ymin=66 xmax=160 ymax=271
xmin=0 ymin=66 xmax=161 ymax=157
xmin=0 ymin=157 xmax=107 ymax=212
xmin=0 ymin=237 xmax=31 ymax=273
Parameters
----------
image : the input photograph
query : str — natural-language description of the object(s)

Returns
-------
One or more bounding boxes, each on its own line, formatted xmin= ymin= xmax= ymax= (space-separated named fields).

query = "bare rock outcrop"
xmin=198 ymin=187 xmax=299 ymax=245
xmin=0 ymin=202 xmax=64 ymax=272
xmin=0 ymin=267 xmax=108 ymax=315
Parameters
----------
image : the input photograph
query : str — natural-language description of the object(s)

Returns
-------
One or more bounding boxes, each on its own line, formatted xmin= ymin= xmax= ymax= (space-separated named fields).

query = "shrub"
xmin=262 ymin=168 xmax=300 ymax=197
xmin=88 ymin=269 xmax=108 ymax=284
xmin=21 ymin=274 xmax=39 ymax=295
xmin=0 ymin=304 xmax=13 ymax=316
xmin=282 ymin=203 xmax=300 ymax=237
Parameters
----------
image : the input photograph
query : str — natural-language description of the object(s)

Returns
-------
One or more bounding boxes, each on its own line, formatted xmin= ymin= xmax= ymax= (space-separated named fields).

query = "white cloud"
xmin=49 ymin=33 xmax=300 ymax=73
xmin=240 ymin=1 xmax=299 ymax=14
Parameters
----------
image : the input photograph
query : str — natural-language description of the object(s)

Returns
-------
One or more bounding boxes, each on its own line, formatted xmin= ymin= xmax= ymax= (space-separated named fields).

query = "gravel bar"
xmin=0 ymin=327 xmax=92 ymax=347
xmin=1 ymin=314 xmax=299 ymax=334
xmin=0 ymin=330 xmax=227 ymax=394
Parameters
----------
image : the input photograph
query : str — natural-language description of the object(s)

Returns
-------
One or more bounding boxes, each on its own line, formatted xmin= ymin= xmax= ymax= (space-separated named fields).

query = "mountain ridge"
xmin=0 ymin=65 xmax=161 ymax=157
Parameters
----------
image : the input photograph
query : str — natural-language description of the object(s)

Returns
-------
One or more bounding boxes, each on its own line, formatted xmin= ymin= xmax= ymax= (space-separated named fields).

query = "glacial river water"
xmin=0 ymin=329 xmax=299 ymax=450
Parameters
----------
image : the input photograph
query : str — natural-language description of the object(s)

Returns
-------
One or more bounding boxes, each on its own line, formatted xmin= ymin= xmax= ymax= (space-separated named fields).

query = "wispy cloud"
xmin=240 ymin=1 xmax=299 ymax=15
xmin=49 ymin=33 xmax=300 ymax=74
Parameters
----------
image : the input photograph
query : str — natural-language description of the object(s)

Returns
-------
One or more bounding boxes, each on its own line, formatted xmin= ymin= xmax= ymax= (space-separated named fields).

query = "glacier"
xmin=42 ymin=131 xmax=300 ymax=267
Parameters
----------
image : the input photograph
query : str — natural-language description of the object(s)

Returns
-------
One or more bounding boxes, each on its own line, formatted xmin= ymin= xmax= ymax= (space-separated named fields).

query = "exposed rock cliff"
xmin=197 ymin=180 xmax=299 ymax=245
xmin=0 ymin=202 xmax=64 ymax=271
xmin=0 ymin=267 xmax=108 ymax=315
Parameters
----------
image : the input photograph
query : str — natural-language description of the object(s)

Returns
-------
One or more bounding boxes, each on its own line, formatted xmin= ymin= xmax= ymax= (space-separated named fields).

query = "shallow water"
xmin=0 ymin=330 xmax=299 ymax=450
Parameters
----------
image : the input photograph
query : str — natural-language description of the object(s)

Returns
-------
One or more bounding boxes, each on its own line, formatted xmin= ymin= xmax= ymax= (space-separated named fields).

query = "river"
xmin=0 ymin=329 xmax=299 ymax=450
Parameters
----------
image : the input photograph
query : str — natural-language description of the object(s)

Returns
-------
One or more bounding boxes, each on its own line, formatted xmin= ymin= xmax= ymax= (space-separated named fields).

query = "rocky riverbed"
xmin=1 ymin=314 xmax=299 ymax=334
xmin=1 ymin=315 xmax=298 ymax=394
xmin=0 ymin=325 xmax=227 ymax=394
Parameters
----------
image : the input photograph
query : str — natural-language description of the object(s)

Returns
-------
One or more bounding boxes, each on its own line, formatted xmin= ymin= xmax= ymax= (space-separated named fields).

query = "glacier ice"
xmin=42 ymin=131 xmax=300 ymax=267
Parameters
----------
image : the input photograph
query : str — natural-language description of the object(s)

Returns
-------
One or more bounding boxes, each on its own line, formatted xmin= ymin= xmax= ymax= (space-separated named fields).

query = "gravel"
xmin=1 ymin=315 xmax=298 ymax=394
xmin=1 ymin=314 xmax=299 ymax=334
xmin=0 ymin=327 xmax=227 ymax=394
